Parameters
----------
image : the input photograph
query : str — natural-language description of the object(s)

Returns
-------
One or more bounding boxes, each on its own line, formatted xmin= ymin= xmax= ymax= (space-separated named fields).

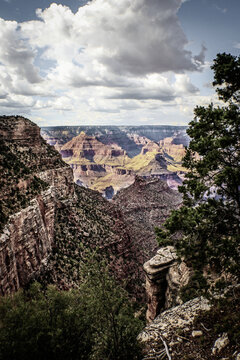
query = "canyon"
xmin=0 ymin=116 xmax=182 ymax=299
xmin=0 ymin=116 xmax=239 ymax=359
xmin=0 ymin=116 xmax=137 ymax=295
xmin=41 ymin=125 xmax=188 ymax=198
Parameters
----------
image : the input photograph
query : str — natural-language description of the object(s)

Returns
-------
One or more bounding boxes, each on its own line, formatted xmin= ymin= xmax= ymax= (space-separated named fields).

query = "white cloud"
xmin=22 ymin=1 xmax=204 ymax=76
xmin=0 ymin=0 xmax=208 ymax=124
xmin=0 ymin=19 xmax=42 ymax=84
xmin=175 ymin=92 xmax=222 ymax=118
xmin=0 ymin=94 xmax=35 ymax=109
xmin=174 ymin=74 xmax=199 ymax=95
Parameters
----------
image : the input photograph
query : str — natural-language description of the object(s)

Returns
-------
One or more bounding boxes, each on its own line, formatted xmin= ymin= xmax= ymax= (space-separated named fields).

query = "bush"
xmin=0 ymin=259 xmax=143 ymax=360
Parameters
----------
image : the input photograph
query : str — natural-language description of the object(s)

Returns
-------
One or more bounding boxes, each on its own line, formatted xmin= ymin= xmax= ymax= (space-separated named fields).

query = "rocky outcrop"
xmin=159 ymin=137 xmax=186 ymax=162
xmin=140 ymin=284 xmax=240 ymax=359
xmin=140 ymin=141 xmax=160 ymax=155
xmin=144 ymin=247 xmax=177 ymax=323
xmin=143 ymin=247 xmax=190 ymax=323
xmin=141 ymin=244 xmax=240 ymax=359
xmin=60 ymin=132 xmax=126 ymax=161
xmin=139 ymin=296 xmax=211 ymax=359
xmin=38 ymin=167 xmax=75 ymax=198
xmin=0 ymin=115 xmax=41 ymax=145
xmin=0 ymin=188 xmax=55 ymax=295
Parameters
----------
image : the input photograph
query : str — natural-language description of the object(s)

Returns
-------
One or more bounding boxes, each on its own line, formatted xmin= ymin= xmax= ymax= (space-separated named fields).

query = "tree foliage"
xmin=0 ymin=257 xmax=143 ymax=360
xmin=156 ymin=53 xmax=240 ymax=296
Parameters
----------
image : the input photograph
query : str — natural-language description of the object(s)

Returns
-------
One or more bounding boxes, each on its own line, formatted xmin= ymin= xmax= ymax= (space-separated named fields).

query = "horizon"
xmin=41 ymin=124 xmax=188 ymax=129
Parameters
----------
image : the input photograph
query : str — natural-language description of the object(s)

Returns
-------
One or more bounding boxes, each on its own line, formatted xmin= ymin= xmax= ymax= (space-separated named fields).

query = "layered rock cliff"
xmin=57 ymin=131 xmax=134 ymax=195
xmin=41 ymin=125 xmax=188 ymax=197
xmin=60 ymin=131 xmax=127 ymax=161
xmin=159 ymin=136 xmax=186 ymax=164
xmin=41 ymin=125 xmax=189 ymax=158
xmin=0 ymin=116 xmax=141 ymax=298
xmin=0 ymin=116 xmax=74 ymax=295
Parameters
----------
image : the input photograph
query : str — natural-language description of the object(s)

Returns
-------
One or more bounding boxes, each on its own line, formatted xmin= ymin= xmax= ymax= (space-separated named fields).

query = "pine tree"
xmin=156 ymin=53 xmax=240 ymax=297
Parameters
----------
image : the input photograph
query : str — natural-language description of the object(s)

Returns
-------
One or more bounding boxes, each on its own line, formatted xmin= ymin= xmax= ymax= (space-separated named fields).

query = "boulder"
xmin=212 ymin=333 xmax=229 ymax=355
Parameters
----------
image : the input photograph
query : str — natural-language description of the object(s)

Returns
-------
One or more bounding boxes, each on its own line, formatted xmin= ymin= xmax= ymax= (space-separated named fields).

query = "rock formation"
xmin=159 ymin=137 xmax=186 ymax=162
xmin=140 ymin=276 xmax=240 ymax=359
xmin=0 ymin=116 xmax=141 ymax=298
xmin=139 ymin=296 xmax=211 ymax=359
xmin=0 ymin=116 xmax=74 ymax=295
xmin=60 ymin=131 xmax=126 ymax=161
xmin=41 ymin=125 xmax=189 ymax=158
xmin=0 ymin=116 xmax=40 ymax=144
xmin=57 ymin=132 xmax=134 ymax=195
xmin=141 ymin=244 xmax=240 ymax=359
xmin=1 ymin=189 xmax=56 ymax=294
xmin=143 ymin=246 xmax=190 ymax=323
xmin=41 ymin=125 xmax=188 ymax=196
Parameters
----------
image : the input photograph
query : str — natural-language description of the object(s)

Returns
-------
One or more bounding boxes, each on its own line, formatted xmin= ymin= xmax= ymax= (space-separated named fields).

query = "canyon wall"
xmin=0 ymin=116 xmax=74 ymax=295
xmin=0 ymin=116 xmax=143 ymax=298
xmin=1 ymin=188 xmax=56 ymax=294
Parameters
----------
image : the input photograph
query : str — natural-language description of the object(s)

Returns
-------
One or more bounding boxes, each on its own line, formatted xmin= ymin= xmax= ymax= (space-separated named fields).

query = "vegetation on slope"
xmin=0 ymin=139 xmax=48 ymax=231
xmin=113 ymin=177 xmax=182 ymax=261
xmin=0 ymin=117 xmax=66 ymax=232
xmin=35 ymin=184 xmax=142 ymax=298
xmin=125 ymin=151 xmax=159 ymax=172
xmin=0 ymin=118 xmax=146 ymax=359
xmin=0 ymin=258 xmax=144 ymax=360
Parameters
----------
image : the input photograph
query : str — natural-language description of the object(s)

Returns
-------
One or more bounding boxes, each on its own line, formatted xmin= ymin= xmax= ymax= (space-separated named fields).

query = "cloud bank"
xmin=0 ymin=0 xmax=206 ymax=125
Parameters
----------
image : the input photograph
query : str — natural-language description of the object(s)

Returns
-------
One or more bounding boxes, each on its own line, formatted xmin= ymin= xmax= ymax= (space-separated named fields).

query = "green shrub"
xmin=0 ymin=258 xmax=143 ymax=360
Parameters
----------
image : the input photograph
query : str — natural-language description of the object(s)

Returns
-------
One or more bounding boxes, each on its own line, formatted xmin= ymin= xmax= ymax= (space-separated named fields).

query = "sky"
xmin=0 ymin=0 xmax=239 ymax=127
